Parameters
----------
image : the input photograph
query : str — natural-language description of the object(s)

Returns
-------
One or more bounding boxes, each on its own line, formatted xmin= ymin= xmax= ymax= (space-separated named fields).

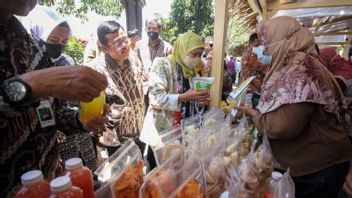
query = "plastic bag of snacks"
xmin=94 ymin=140 xmax=143 ymax=198
xmin=140 ymin=150 xmax=206 ymax=198
xmin=181 ymin=109 xmax=225 ymax=146
xmin=235 ymin=135 xmax=274 ymax=198
xmin=186 ymin=122 xmax=232 ymax=198
xmin=150 ymin=125 xmax=183 ymax=166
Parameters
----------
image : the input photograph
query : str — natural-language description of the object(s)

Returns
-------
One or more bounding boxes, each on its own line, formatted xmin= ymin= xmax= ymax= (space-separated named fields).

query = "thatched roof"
xmin=226 ymin=0 xmax=259 ymax=57
xmin=227 ymin=0 xmax=259 ymax=32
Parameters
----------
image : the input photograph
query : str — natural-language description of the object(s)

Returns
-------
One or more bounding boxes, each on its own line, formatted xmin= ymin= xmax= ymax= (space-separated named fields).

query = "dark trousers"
xmin=292 ymin=162 xmax=349 ymax=198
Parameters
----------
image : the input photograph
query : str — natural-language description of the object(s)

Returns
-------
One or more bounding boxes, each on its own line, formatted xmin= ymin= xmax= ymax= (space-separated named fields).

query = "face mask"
xmin=183 ymin=56 xmax=201 ymax=69
xmin=45 ymin=43 xmax=66 ymax=59
xmin=147 ymin=31 xmax=159 ymax=41
xmin=252 ymin=45 xmax=272 ymax=65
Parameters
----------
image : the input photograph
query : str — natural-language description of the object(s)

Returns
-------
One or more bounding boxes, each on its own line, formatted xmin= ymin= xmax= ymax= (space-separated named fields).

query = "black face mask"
xmin=45 ymin=42 xmax=66 ymax=59
xmin=147 ymin=31 xmax=159 ymax=41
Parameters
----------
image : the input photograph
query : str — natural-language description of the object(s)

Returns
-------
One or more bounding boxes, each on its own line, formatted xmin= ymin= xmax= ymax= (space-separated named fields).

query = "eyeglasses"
xmin=108 ymin=37 xmax=129 ymax=49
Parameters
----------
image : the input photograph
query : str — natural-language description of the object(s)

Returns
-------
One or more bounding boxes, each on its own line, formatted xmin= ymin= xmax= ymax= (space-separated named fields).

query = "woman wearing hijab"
xmin=320 ymin=47 xmax=352 ymax=96
xmin=29 ymin=5 xmax=73 ymax=65
xmin=236 ymin=16 xmax=352 ymax=197
xmin=28 ymin=6 xmax=99 ymax=172
xmin=140 ymin=32 xmax=210 ymax=147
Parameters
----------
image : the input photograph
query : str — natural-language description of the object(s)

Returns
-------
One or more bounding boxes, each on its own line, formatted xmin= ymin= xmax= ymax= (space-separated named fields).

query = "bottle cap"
xmin=65 ymin=158 xmax=83 ymax=170
xmin=21 ymin=170 xmax=43 ymax=186
xmin=272 ymin=171 xmax=283 ymax=180
xmin=50 ymin=176 xmax=72 ymax=193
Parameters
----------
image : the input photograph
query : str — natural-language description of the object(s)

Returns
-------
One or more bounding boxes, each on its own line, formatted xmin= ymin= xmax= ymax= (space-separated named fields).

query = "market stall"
xmin=210 ymin=0 xmax=352 ymax=107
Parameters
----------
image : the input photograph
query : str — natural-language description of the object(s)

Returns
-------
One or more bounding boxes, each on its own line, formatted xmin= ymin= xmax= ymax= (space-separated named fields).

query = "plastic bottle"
xmin=50 ymin=176 xmax=83 ymax=198
xmin=15 ymin=170 xmax=51 ymax=198
xmin=263 ymin=171 xmax=283 ymax=198
xmin=63 ymin=158 xmax=94 ymax=198
xmin=79 ymin=91 xmax=105 ymax=123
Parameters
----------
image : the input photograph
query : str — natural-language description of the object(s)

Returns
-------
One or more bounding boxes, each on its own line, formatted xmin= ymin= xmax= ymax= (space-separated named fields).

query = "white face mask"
xmin=183 ymin=56 xmax=201 ymax=69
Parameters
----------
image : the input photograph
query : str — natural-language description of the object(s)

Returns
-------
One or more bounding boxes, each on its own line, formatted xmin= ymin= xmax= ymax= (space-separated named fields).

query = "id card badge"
xmin=36 ymin=100 xmax=56 ymax=128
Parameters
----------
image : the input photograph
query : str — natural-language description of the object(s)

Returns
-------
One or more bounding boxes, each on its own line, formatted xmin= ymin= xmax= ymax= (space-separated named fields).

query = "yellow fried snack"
xmin=177 ymin=179 xmax=203 ymax=198
xmin=114 ymin=160 xmax=144 ymax=198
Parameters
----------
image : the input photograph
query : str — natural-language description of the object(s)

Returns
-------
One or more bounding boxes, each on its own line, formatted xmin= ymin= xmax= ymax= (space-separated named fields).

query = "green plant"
xmin=64 ymin=36 xmax=84 ymax=64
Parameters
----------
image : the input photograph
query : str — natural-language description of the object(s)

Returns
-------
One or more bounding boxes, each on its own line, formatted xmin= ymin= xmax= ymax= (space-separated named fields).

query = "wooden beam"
xmin=210 ymin=0 xmax=229 ymax=108
xmin=268 ymin=10 xmax=278 ymax=19
xmin=314 ymin=15 xmax=352 ymax=31
xmin=259 ymin=0 xmax=268 ymax=21
xmin=314 ymin=31 xmax=352 ymax=36
xmin=268 ymin=0 xmax=352 ymax=10
xmin=317 ymin=42 xmax=346 ymax=46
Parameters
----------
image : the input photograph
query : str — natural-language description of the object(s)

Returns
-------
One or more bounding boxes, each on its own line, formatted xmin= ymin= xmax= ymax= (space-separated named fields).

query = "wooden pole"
xmin=210 ymin=0 xmax=229 ymax=108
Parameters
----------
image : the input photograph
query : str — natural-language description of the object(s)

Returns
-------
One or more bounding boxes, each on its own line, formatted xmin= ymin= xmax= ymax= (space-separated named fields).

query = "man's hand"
xmin=82 ymin=104 xmax=109 ymax=133
xmin=20 ymin=66 xmax=108 ymax=102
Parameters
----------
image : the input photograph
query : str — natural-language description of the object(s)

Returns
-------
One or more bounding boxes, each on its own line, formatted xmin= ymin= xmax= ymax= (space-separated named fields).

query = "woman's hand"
xmin=20 ymin=66 xmax=108 ymax=102
xmin=234 ymin=105 xmax=261 ymax=118
xmin=178 ymin=88 xmax=210 ymax=104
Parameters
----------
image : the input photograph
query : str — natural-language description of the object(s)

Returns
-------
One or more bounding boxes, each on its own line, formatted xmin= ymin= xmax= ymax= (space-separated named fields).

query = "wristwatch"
xmin=1 ymin=76 xmax=33 ymax=106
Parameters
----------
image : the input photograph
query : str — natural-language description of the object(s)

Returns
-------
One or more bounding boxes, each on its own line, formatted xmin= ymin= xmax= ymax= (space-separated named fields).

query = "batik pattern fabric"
xmin=0 ymin=17 xmax=76 ymax=197
xmin=88 ymin=55 xmax=145 ymax=147
xmin=140 ymin=57 xmax=197 ymax=146
xmin=52 ymin=54 xmax=98 ymax=171
xmin=240 ymin=48 xmax=267 ymax=93
xmin=257 ymin=16 xmax=352 ymax=135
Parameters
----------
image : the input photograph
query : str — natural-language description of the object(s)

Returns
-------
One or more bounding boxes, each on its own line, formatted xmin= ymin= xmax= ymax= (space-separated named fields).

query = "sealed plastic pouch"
xmin=94 ymin=140 xmax=143 ymax=198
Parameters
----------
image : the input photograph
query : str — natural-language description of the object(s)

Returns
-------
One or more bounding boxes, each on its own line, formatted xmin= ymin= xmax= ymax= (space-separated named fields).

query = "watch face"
xmin=5 ymin=81 xmax=27 ymax=102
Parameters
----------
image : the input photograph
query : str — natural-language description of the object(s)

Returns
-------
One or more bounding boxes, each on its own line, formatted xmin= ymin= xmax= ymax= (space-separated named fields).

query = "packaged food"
xmin=113 ymin=160 xmax=144 ymax=198
xmin=150 ymin=125 xmax=183 ymax=166
xmin=49 ymin=176 xmax=83 ymax=198
xmin=181 ymin=109 xmax=225 ymax=146
xmin=192 ymin=77 xmax=215 ymax=91
xmin=79 ymin=91 xmax=105 ymax=123
xmin=226 ymin=76 xmax=256 ymax=117
xmin=15 ymin=170 xmax=51 ymax=198
xmin=140 ymin=151 xmax=206 ymax=198
xmin=62 ymin=158 xmax=94 ymax=198
xmin=236 ymin=134 xmax=274 ymax=198
xmin=94 ymin=140 xmax=143 ymax=198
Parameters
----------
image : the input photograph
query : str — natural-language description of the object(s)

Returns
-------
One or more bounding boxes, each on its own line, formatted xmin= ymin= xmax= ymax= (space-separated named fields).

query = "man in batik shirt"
xmin=89 ymin=20 xmax=146 ymax=157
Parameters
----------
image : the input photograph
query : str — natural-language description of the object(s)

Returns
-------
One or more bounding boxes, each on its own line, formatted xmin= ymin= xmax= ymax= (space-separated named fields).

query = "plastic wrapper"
xmin=192 ymin=77 xmax=215 ymax=91
xmin=226 ymin=76 xmax=256 ymax=118
xmin=140 ymin=151 xmax=206 ymax=198
xmin=186 ymin=122 xmax=231 ymax=198
xmin=234 ymin=135 xmax=274 ymax=198
xmin=150 ymin=125 xmax=183 ymax=166
xmin=181 ymin=109 xmax=225 ymax=147
xmin=273 ymin=169 xmax=295 ymax=198
xmin=94 ymin=140 xmax=143 ymax=198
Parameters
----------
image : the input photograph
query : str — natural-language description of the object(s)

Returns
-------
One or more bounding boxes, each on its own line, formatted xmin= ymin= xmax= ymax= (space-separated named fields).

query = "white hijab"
xmin=28 ymin=5 xmax=71 ymax=42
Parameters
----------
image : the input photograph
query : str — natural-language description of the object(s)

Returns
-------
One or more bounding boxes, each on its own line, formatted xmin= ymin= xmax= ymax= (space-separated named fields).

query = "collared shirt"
xmin=88 ymin=55 xmax=145 ymax=147
xmin=136 ymin=38 xmax=172 ymax=95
